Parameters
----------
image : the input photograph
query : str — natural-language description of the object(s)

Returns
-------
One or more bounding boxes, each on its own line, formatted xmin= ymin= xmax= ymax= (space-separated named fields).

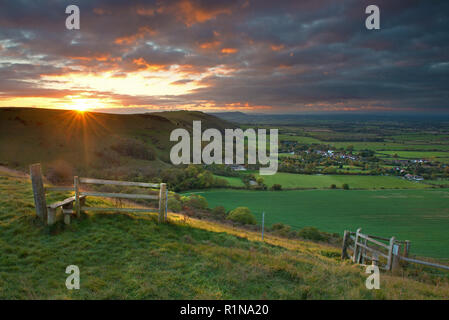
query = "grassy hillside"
xmin=0 ymin=107 xmax=233 ymax=178
xmin=1 ymin=173 xmax=449 ymax=299
xmin=191 ymin=189 xmax=449 ymax=259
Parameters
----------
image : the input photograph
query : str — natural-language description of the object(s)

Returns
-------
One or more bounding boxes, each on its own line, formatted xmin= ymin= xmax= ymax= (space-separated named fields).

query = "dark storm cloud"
xmin=0 ymin=0 xmax=448 ymax=112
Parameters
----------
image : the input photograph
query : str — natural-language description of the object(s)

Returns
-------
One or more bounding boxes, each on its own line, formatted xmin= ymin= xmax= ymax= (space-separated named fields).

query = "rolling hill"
xmin=0 ymin=107 xmax=234 ymax=180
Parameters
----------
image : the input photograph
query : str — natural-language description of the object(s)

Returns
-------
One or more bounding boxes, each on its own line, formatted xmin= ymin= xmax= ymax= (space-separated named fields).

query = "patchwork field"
xmin=192 ymin=189 xmax=449 ymax=259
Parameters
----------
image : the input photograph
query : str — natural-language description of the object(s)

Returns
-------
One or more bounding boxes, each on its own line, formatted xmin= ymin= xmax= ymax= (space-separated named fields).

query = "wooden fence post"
xmin=74 ymin=176 xmax=80 ymax=218
xmin=386 ymin=236 xmax=395 ymax=271
xmin=352 ymin=228 xmax=361 ymax=263
xmin=30 ymin=163 xmax=47 ymax=222
xmin=341 ymin=230 xmax=349 ymax=260
xmin=47 ymin=208 xmax=56 ymax=225
xmin=159 ymin=183 xmax=167 ymax=223
xmin=404 ymin=240 xmax=410 ymax=257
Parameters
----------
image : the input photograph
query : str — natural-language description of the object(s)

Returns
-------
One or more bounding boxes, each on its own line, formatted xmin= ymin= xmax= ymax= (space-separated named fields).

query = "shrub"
xmin=184 ymin=194 xmax=208 ymax=210
xmin=168 ymin=198 xmax=182 ymax=212
xmin=227 ymin=207 xmax=257 ymax=225
xmin=342 ymin=183 xmax=350 ymax=190
xmin=270 ymin=223 xmax=294 ymax=238
xmin=297 ymin=226 xmax=327 ymax=241
xmin=271 ymin=223 xmax=289 ymax=231
xmin=211 ymin=206 xmax=226 ymax=218
xmin=271 ymin=184 xmax=282 ymax=191
xmin=330 ymin=184 xmax=337 ymax=189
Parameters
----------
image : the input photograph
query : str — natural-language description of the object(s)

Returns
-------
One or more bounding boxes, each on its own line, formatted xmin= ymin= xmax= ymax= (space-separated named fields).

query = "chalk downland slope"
xmin=0 ymin=107 xmax=234 ymax=175
xmin=0 ymin=173 xmax=448 ymax=299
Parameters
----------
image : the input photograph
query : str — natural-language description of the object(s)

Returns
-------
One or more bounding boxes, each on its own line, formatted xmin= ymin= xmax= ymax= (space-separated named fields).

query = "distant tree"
xmin=271 ymin=184 xmax=282 ymax=191
xmin=342 ymin=183 xmax=350 ymax=190
xmin=330 ymin=184 xmax=337 ymax=189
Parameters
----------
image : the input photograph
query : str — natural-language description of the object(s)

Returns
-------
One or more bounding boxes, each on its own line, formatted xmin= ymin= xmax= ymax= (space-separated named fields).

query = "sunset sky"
xmin=0 ymin=0 xmax=448 ymax=113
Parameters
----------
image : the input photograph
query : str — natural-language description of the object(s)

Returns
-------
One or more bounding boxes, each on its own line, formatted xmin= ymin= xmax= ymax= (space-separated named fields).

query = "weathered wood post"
xmin=386 ymin=236 xmax=395 ymax=271
xmin=74 ymin=176 xmax=80 ymax=218
xmin=404 ymin=240 xmax=410 ymax=257
xmin=352 ymin=228 xmax=362 ymax=263
xmin=392 ymin=242 xmax=401 ymax=273
xmin=165 ymin=188 xmax=168 ymax=221
xmin=372 ymin=252 xmax=379 ymax=266
xmin=30 ymin=163 xmax=47 ymax=222
xmin=159 ymin=183 xmax=167 ymax=223
xmin=62 ymin=202 xmax=73 ymax=225
xmin=47 ymin=208 xmax=56 ymax=225
xmin=341 ymin=230 xmax=349 ymax=260
xmin=360 ymin=237 xmax=368 ymax=264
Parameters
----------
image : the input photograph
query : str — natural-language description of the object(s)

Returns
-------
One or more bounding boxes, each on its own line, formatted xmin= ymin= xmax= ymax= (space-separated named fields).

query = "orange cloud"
xmin=199 ymin=40 xmax=221 ymax=49
xmin=221 ymin=48 xmax=238 ymax=54
xmin=114 ymin=26 xmax=155 ymax=45
xmin=270 ymin=44 xmax=285 ymax=51
xmin=160 ymin=0 xmax=232 ymax=26
xmin=132 ymin=57 xmax=166 ymax=71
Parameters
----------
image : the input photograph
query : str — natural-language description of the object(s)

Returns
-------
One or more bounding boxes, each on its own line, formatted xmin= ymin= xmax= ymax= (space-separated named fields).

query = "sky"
xmin=0 ymin=0 xmax=448 ymax=114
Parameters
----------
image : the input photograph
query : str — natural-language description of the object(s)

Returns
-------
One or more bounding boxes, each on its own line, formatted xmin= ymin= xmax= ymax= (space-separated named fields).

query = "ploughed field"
xmin=192 ymin=188 xmax=449 ymax=259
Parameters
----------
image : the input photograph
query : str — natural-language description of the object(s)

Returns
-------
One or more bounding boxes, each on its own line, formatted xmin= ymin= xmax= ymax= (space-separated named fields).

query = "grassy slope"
xmin=192 ymin=189 xmax=449 ymax=259
xmin=0 ymin=108 xmax=233 ymax=175
xmin=1 ymin=174 xmax=449 ymax=299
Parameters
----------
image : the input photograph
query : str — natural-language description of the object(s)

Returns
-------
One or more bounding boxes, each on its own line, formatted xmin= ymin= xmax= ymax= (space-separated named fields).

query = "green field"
xmin=233 ymin=172 xmax=430 ymax=190
xmin=192 ymin=189 xmax=449 ymax=259
xmin=377 ymin=151 xmax=449 ymax=159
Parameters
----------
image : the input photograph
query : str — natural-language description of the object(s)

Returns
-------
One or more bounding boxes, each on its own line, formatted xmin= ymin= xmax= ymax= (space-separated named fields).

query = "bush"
xmin=211 ymin=206 xmax=226 ymax=218
xmin=342 ymin=183 xmax=350 ymax=190
xmin=271 ymin=184 xmax=282 ymax=191
xmin=297 ymin=226 xmax=327 ymax=241
xmin=227 ymin=207 xmax=257 ymax=225
xmin=270 ymin=223 xmax=294 ymax=238
xmin=168 ymin=198 xmax=182 ymax=212
xmin=330 ymin=184 xmax=337 ymax=189
xmin=183 ymin=194 xmax=208 ymax=210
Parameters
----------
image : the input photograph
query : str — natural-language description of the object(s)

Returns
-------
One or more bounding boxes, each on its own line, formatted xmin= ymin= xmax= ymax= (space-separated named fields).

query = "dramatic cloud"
xmin=0 ymin=0 xmax=448 ymax=113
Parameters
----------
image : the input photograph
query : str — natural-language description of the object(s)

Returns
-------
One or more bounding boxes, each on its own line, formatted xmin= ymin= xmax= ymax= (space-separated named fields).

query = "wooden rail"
xmin=30 ymin=163 xmax=168 ymax=227
xmin=398 ymin=256 xmax=449 ymax=271
xmin=342 ymin=227 xmax=448 ymax=273
xmin=76 ymin=176 xmax=167 ymax=223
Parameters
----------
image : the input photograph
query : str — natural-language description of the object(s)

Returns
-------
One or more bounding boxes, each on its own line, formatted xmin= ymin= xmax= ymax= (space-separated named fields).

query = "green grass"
xmin=2 ymin=174 xmax=449 ymax=299
xmin=193 ymin=189 xmax=449 ymax=259
xmin=254 ymin=172 xmax=430 ymax=190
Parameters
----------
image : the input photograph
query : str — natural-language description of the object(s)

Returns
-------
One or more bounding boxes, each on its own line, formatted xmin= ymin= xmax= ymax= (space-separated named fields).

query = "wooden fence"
xmin=342 ymin=228 xmax=449 ymax=272
xmin=30 ymin=163 xmax=168 ymax=226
